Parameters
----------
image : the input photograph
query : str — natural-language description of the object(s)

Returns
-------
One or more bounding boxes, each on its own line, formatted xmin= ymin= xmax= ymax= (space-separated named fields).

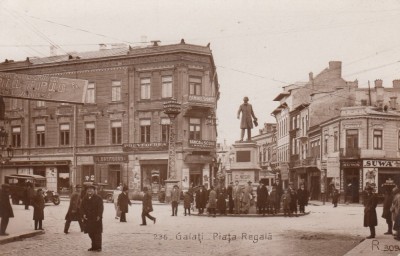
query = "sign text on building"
xmin=341 ymin=160 xmax=361 ymax=168
xmin=0 ymin=72 xmax=88 ymax=104
xmin=363 ymin=160 xmax=399 ymax=168
xmin=188 ymin=95 xmax=215 ymax=103
xmin=122 ymin=142 xmax=168 ymax=152
xmin=188 ymin=139 xmax=216 ymax=148
xmin=93 ymin=155 xmax=128 ymax=163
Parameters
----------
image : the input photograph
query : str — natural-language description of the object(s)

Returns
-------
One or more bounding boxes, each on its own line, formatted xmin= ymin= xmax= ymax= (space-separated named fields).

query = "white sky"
xmin=1 ymin=0 xmax=400 ymax=145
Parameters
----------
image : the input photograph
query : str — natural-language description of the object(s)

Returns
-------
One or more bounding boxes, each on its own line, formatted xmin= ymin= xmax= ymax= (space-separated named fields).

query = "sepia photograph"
xmin=1 ymin=0 xmax=400 ymax=255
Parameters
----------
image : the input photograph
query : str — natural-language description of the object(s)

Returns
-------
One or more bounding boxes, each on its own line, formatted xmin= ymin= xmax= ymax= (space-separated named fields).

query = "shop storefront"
xmin=184 ymin=154 xmax=213 ymax=189
xmin=140 ymin=159 xmax=168 ymax=195
xmin=363 ymin=159 xmax=400 ymax=196
xmin=340 ymin=160 xmax=361 ymax=203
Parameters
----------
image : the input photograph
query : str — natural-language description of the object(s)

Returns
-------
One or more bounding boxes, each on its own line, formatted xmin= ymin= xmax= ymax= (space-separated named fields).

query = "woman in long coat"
xmin=217 ymin=186 xmax=227 ymax=215
xmin=364 ymin=185 xmax=378 ymax=239
xmin=208 ymin=186 xmax=217 ymax=217
xmin=32 ymin=189 xmax=45 ymax=230
xmin=195 ymin=186 xmax=207 ymax=214
xmin=0 ymin=184 xmax=14 ymax=235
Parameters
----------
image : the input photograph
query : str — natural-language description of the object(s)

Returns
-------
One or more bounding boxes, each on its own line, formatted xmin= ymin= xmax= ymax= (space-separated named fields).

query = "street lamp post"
xmin=163 ymin=98 xmax=181 ymax=203
xmin=0 ymin=127 xmax=14 ymax=166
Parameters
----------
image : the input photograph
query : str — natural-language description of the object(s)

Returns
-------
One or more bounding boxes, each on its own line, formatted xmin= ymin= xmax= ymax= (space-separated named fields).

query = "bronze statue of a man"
xmin=237 ymin=96 xmax=257 ymax=142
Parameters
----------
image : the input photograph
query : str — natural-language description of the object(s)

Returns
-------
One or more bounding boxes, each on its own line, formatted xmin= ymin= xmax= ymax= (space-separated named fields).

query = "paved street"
xmin=0 ymin=199 xmax=390 ymax=256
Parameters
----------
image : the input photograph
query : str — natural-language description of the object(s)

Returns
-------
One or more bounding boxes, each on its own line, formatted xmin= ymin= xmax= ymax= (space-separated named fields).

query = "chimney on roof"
xmin=374 ymin=79 xmax=383 ymax=88
xmin=390 ymin=96 xmax=397 ymax=110
xmin=99 ymin=44 xmax=107 ymax=50
xmin=328 ymin=61 xmax=342 ymax=78
xmin=393 ymin=80 xmax=400 ymax=89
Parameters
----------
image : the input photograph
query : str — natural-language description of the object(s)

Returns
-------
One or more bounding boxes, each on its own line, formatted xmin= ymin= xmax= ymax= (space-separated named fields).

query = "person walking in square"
xmin=363 ymin=184 xmax=378 ymax=239
xmin=281 ymin=189 xmax=291 ymax=217
xmin=332 ymin=188 xmax=339 ymax=207
xmin=117 ymin=186 xmax=131 ymax=222
xmin=81 ymin=184 xmax=104 ymax=252
xmin=32 ymin=189 xmax=45 ymax=230
xmin=0 ymin=184 xmax=14 ymax=236
xmin=64 ymin=185 xmax=83 ymax=234
xmin=183 ymin=191 xmax=192 ymax=216
xmin=140 ymin=187 xmax=156 ymax=225
xmin=170 ymin=185 xmax=180 ymax=216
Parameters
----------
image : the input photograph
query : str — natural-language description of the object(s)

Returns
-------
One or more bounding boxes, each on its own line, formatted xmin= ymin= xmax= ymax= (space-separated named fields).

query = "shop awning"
xmin=184 ymin=154 xmax=213 ymax=164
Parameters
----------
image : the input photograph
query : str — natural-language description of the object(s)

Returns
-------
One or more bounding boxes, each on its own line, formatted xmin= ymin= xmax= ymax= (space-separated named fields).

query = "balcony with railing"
xmin=292 ymin=157 xmax=318 ymax=168
xmin=339 ymin=148 xmax=361 ymax=158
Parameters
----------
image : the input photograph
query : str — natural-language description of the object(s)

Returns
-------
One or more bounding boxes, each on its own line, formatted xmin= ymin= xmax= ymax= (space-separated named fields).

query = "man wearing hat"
xmin=241 ymin=181 xmax=253 ymax=214
xmin=363 ymin=184 xmax=378 ymax=239
xmin=0 ymin=184 xmax=14 ymax=236
xmin=195 ymin=185 xmax=207 ymax=214
xmin=64 ymin=184 xmax=84 ymax=234
xmin=237 ymin=96 xmax=258 ymax=142
xmin=233 ymin=181 xmax=242 ymax=214
xmin=81 ymin=184 xmax=104 ymax=252
xmin=171 ymin=185 xmax=180 ymax=216
xmin=117 ymin=186 xmax=131 ymax=222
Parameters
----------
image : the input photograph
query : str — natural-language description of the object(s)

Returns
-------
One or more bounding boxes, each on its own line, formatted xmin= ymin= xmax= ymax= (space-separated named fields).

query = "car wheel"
xmin=106 ymin=194 xmax=113 ymax=203
xmin=53 ymin=197 xmax=61 ymax=205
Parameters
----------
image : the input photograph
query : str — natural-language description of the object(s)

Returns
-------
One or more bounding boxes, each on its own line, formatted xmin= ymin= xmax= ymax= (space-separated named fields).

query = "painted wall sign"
xmin=123 ymin=142 xmax=168 ymax=152
xmin=341 ymin=161 xmax=361 ymax=168
xmin=0 ymin=72 xmax=88 ymax=104
xmin=363 ymin=160 xmax=398 ymax=168
xmin=93 ymin=155 xmax=128 ymax=163
xmin=188 ymin=139 xmax=216 ymax=148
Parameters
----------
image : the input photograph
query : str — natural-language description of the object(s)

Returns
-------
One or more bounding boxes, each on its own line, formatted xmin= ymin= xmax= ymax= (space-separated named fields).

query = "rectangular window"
xmin=189 ymin=77 xmax=202 ymax=95
xmin=346 ymin=129 xmax=358 ymax=149
xmin=111 ymin=121 xmax=122 ymax=144
xmin=140 ymin=119 xmax=151 ymax=143
xmin=36 ymin=101 xmax=45 ymax=107
xmin=111 ymin=81 xmax=121 ymax=102
xmin=140 ymin=78 xmax=151 ymax=99
xmin=373 ymin=129 xmax=383 ymax=150
xmin=161 ymin=76 xmax=173 ymax=98
xmin=59 ymin=123 xmax=70 ymax=146
xmin=334 ymin=131 xmax=338 ymax=152
xmin=11 ymin=126 xmax=21 ymax=148
xmin=36 ymin=124 xmax=45 ymax=147
xmin=85 ymin=122 xmax=95 ymax=145
xmin=161 ymin=118 xmax=170 ymax=142
xmin=86 ymin=82 xmax=95 ymax=103
xmin=189 ymin=118 xmax=201 ymax=140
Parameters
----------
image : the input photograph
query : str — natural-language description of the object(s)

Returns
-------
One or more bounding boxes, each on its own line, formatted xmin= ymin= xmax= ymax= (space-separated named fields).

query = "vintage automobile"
xmin=4 ymin=174 xmax=60 ymax=205
xmin=82 ymin=182 xmax=114 ymax=203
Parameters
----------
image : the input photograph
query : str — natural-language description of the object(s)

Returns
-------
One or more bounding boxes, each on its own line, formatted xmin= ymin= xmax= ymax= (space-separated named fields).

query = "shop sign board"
xmin=363 ymin=160 xmax=400 ymax=168
xmin=123 ymin=142 xmax=168 ymax=152
xmin=341 ymin=160 xmax=361 ymax=168
xmin=93 ymin=155 xmax=128 ymax=163
xmin=0 ymin=72 xmax=88 ymax=104
xmin=189 ymin=139 xmax=216 ymax=148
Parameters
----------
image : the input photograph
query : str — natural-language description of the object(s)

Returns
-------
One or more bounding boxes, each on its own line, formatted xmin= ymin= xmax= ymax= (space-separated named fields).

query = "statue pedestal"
xmin=164 ymin=179 xmax=179 ymax=203
xmin=230 ymin=141 xmax=261 ymax=185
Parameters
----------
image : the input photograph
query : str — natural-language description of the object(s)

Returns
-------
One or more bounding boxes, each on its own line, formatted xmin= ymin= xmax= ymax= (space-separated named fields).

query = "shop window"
xmin=140 ymin=119 xmax=151 ymax=143
xmin=12 ymin=126 xmax=21 ymax=148
xmin=111 ymin=81 xmax=121 ymax=102
xmin=160 ymin=118 xmax=170 ymax=142
xmin=111 ymin=120 xmax=122 ymax=144
xmin=36 ymin=101 xmax=46 ymax=107
xmin=36 ymin=124 xmax=45 ymax=147
xmin=189 ymin=118 xmax=201 ymax=140
xmin=82 ymin=165 xmax=95 ymax=183
xmin=85 ymin=122 xmax=95 ymax=145
xmin=140 ymin=78 xmax=151 ymax=100
xmin=373 ymin=129 xmax=383 ymax=150
xmin=189 ymin=77 xmax=202 ymax=95
xmin=161 ymin=76 xmax=173 ymax=98
xmin=59 ymin=123 xmax=70 ymax=146
xmin=85 ymin=82 xmax=95 ymax=103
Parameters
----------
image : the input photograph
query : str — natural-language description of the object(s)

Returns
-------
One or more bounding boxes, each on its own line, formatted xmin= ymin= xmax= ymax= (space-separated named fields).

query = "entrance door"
xmin=344 ymin=169 xmax=359 ymax=203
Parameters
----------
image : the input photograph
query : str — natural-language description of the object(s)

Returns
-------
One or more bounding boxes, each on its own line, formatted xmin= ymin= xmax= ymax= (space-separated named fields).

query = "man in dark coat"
xmin=256 ymin=183 xmax=268 ymax=216
xmin=81 ymin=184 xmax=104 ymax=252
xmin=227 ymin=182 xmax=234 ymax=214
xmin=237 ymin=96 xmax=257 ymax=142
xmin=288 ymin=183 xmax=298 ymax=216
xmin=195 ymin=186 xmax=207 ymax=214
xmin=217 ymin=186 xmax=227 ymax=215
xmin=64 ymin=185 xmax=83 ymax=234
xmin=24 ymin=182 xmax=34 ymax=210
xmin=382 ymin=184 xmax=395 ymax=235
xmin=141 ymin=187 xmax=156 ymax=225
xmin=0 ymin=184 xmax=14 ymax=236
xmin=332 ymin=188 xmax=339 ymax=207
xmin=364 ymin=185 xmax=378 ymax=239
xmin=297 ymin=184 xmax=309 ymax=214
xmin=32 ymin=189 xmax=45 ymax=230
xmin=117 ymin=186 xmax=131 ymax=222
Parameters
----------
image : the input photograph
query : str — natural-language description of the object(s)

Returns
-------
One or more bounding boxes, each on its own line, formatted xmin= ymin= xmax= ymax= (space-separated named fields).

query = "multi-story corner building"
xmin=252 ymin=123 xmax=277 ymax=188
xmin=320 ymin=79 xmax=400 ymax=203
xmin=0 ymin=41 xmax=219 ymax=195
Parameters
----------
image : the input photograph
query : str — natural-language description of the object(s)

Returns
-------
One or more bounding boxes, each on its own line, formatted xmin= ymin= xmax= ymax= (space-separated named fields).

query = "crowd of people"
xmin=169 ymin=180 xmax=310 ymax=217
